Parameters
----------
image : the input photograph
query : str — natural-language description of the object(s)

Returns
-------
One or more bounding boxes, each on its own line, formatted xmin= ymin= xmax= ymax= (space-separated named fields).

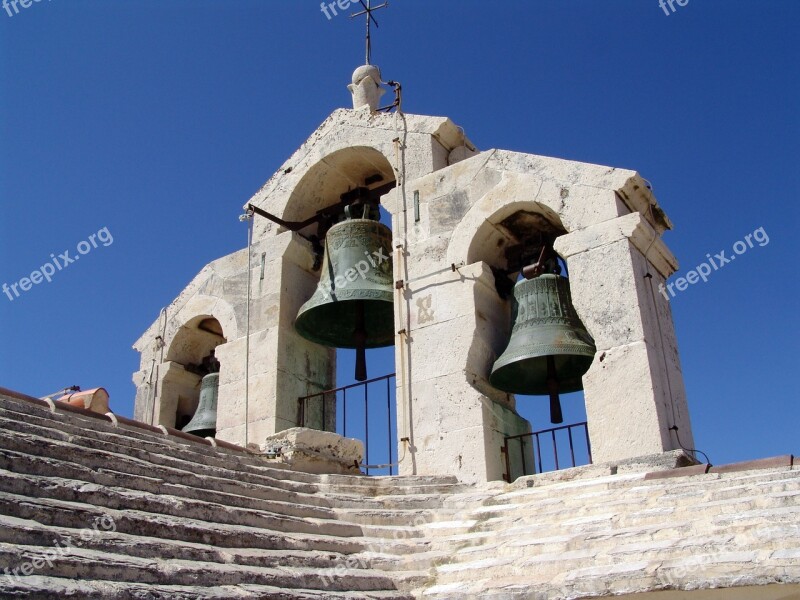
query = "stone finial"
xmin=348 ymin=64 xmax=385 ymax=112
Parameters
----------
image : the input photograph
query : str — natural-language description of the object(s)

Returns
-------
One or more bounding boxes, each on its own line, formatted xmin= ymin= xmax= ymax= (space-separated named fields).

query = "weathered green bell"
xmin=182 ymin=372 xmax=219 ymax=438
xmin=490 ymin=274 xmax=596 ymax=424
xmin=295 ymin=206 xmax=394 ymax=381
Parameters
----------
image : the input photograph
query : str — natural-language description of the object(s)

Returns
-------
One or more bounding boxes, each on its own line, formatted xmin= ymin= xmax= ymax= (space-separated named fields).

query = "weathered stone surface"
xmin=0 ymin=391 xmax=797 ymax=599
xmin=131 ymin=103 xmax=692 ymax=488
xmin=261 ymin=427 xmax=364 ymax=475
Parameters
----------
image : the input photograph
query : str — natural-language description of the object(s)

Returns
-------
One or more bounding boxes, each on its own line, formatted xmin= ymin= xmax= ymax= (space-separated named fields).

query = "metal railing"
xmin=298 ymin=373 xmax=396 ymax=475
xmin=502 ymin=421 xmax=592 ymax=482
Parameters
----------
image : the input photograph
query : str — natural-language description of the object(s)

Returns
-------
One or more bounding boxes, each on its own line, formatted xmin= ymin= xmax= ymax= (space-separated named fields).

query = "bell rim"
xmin=294 ymin=297 xmax=396 ymax=349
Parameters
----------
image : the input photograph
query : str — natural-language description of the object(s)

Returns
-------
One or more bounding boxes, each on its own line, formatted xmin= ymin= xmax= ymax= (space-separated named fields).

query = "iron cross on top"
xmin=350 ymin=0 xmax=388 ymax=65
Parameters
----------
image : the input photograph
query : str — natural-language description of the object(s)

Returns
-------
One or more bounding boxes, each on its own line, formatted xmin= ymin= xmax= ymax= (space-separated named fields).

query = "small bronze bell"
xmin=490 ymin=267 xmax=596 ymax=424
xmin=182 ymin=372 xmax=219 ymax=438
xmin=295 ymin=204 xmax=394 ymax=381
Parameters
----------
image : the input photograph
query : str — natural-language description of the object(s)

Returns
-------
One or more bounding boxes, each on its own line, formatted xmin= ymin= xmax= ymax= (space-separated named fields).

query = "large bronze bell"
xmin=295 ymin=205 xmax=394 ymax=381
xmin=490 ymin=273 xmax=596 ymax=424
xmin=182 ymin=372 xmax=219 ymax=438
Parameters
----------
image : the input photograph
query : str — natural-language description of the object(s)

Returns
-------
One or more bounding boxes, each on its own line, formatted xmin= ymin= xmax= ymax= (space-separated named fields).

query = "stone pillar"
xmin=555 ymin=212 xmax=694 ymax=463
xmin=214 ymin=231 xmax=335 ymax=446
xmin=154 ymin=361 xmax=201 ymax=429
xmin=396 ymin=261 xmax=531 ymax=484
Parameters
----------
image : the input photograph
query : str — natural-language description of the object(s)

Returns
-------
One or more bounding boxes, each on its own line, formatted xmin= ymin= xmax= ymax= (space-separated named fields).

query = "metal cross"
xmin=350 ymin=0 xmax=388 ymax=65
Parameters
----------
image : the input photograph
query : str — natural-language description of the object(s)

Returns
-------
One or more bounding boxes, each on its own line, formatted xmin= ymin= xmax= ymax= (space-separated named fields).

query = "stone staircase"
xmin=0 ymin=391 xmax=463 ymax=599
xmin=1 ymin=388 xmax=798 ymax=599
xmin=421 ymin=463 xmax=800 ymax=598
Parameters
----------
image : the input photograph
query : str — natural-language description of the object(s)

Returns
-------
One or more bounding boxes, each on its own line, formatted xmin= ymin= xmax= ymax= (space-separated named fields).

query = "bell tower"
xmin=133 ymin=28 xmax=693 ymax=483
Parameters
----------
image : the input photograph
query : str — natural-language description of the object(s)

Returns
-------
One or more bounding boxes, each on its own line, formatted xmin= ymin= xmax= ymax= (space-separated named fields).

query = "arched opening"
xmin=468 ymin=204 xmax=594 ymax=476
xmin=287 ymin=147 xmax=398 ymax=474
xmin=161 ymin=316 xmax=226 ymax=431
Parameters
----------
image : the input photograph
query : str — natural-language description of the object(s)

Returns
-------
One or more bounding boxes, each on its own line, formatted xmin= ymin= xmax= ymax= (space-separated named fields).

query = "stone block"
xmin=260 ymin=427 xmax=363 ymax=475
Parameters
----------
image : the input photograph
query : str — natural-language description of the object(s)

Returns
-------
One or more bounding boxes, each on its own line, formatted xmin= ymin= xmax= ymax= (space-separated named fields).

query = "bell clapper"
xmin=354 ymin=300 xmax=368 ymax=382
xmin=546 ymin=355 xmax=564 ymax=425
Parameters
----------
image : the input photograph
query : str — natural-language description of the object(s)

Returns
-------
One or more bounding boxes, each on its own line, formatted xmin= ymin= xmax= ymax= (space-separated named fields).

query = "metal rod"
xmin=298 ymin=372 xmax=396 ymax=399
xmin=520 ymin=438 xmax=527 ymax=477
xmin=364 ymin=383 xmax=369 ymax=475
xmin=387 ymin=376 xmax=392 ymax=476
xmin=567 ymin=426 xmax=576 ymax=467
xmin=504 ymin=421 xmax=588 ymax=442
xmin=342 ymin=390 xmax=347 ymax=437
xmin=585 ymin=425 xmax=593 ymax=464
xmin=551 ymin=430 xmax=560 ymax=471
xmin=535 ymin=433 xmax=543 ymax=474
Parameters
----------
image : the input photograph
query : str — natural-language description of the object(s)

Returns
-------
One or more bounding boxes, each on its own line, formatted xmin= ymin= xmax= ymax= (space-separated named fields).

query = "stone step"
xmin=0 ymin=575 xmax=416 ymax=599
xmin=0 ymin=451 xmax=451 ymax=537
xmin=0 ymin=402 xmax=462 ymax=498
xmin=0 ymin=425 xmax=459 ymax=516
xmin=0 ymin=468 xmax=364 ymax=539
xmin=0 ymin=447 xmax=337 ymax=521
xmin=0 ymin=396 xmax=460 ymax=496
xmin=0 ymin=512 xmax=358 ymax=571
xmin=0 ymin=423 xmax=323 ymax=497
xmin=0 ymin=542 xmax=429 ymax=593
xmin=0 ymin=513 xmax=439 ymax=575
xmin=0 ymin=491 xmax=430 ymax=557
xmin=0 ymin=445 xmax=462 ymax=531
xmin=462 ymin=471 xmax=800 ymax=524
xmin=334 ymin=507 xmax=460 ymax=527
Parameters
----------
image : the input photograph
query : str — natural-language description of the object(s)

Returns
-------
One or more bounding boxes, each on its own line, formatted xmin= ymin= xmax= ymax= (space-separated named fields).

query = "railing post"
xmin=364 ymin=383 xmax=369 ymax=475
xmin=585 ymin=423 xmax=593 ymax=464
xmin=387 ymin=376 xmax=393 ymax=476
xmin=567 ymin=426 xmax=576 ymax=468
xmin=535 ymin=433 xmax=543 ymax=474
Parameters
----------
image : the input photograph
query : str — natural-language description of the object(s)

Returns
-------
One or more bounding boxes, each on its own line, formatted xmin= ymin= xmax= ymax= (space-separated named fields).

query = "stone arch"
xmin=457 ymin=200 xmax=568 ymax=390
xmin=281 ymin=146 xmax=396 ymax=233
xmin=171 ymin=293 xmax=239 ymax=345
xmin=456 ymin=195 xmax=593 ymax=468
xmin=157 ymin=298 xmax=235 ymax=431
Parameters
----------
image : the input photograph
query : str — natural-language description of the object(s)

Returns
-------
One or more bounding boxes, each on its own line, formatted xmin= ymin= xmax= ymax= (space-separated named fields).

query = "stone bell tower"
xmin=132 ymin=61 xmax=693 ymax=484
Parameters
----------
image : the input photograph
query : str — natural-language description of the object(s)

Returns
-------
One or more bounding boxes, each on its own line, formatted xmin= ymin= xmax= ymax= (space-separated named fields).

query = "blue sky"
xmin=1 ymin=1 xmax=797 ymax=468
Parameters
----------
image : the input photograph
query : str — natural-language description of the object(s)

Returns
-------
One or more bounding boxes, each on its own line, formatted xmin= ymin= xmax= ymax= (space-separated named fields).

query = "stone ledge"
xmin=644 ymin=454 xmax=796 ymax=481
xmin=508 ymin=450 xmax=696 ymax=490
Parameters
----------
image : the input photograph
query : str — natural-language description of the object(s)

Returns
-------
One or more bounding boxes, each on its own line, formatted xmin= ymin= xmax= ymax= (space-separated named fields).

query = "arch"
xmin=447 ymin=172 xmax=568 ymax=268
xmin=281 ymin=146 xmax=396 ymax=230
xmin=165 ymin=314 xmax=226 ymax=365
xmin=159 ymin=304 xmax=232 ymax=431
xmin=171 ymin=293 xmax=240 ymax=349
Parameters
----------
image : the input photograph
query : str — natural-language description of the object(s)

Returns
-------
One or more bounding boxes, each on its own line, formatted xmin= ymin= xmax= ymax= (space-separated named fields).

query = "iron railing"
xmin=502 ymin=421 xmax=592 ymax=482
xmin=298 ymin=373 xmax=396 ymax=475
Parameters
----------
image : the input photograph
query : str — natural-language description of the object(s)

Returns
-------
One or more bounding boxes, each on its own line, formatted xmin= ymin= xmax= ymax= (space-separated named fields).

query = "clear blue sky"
xmin=1 ymin=1 xmax=797 ymax=468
